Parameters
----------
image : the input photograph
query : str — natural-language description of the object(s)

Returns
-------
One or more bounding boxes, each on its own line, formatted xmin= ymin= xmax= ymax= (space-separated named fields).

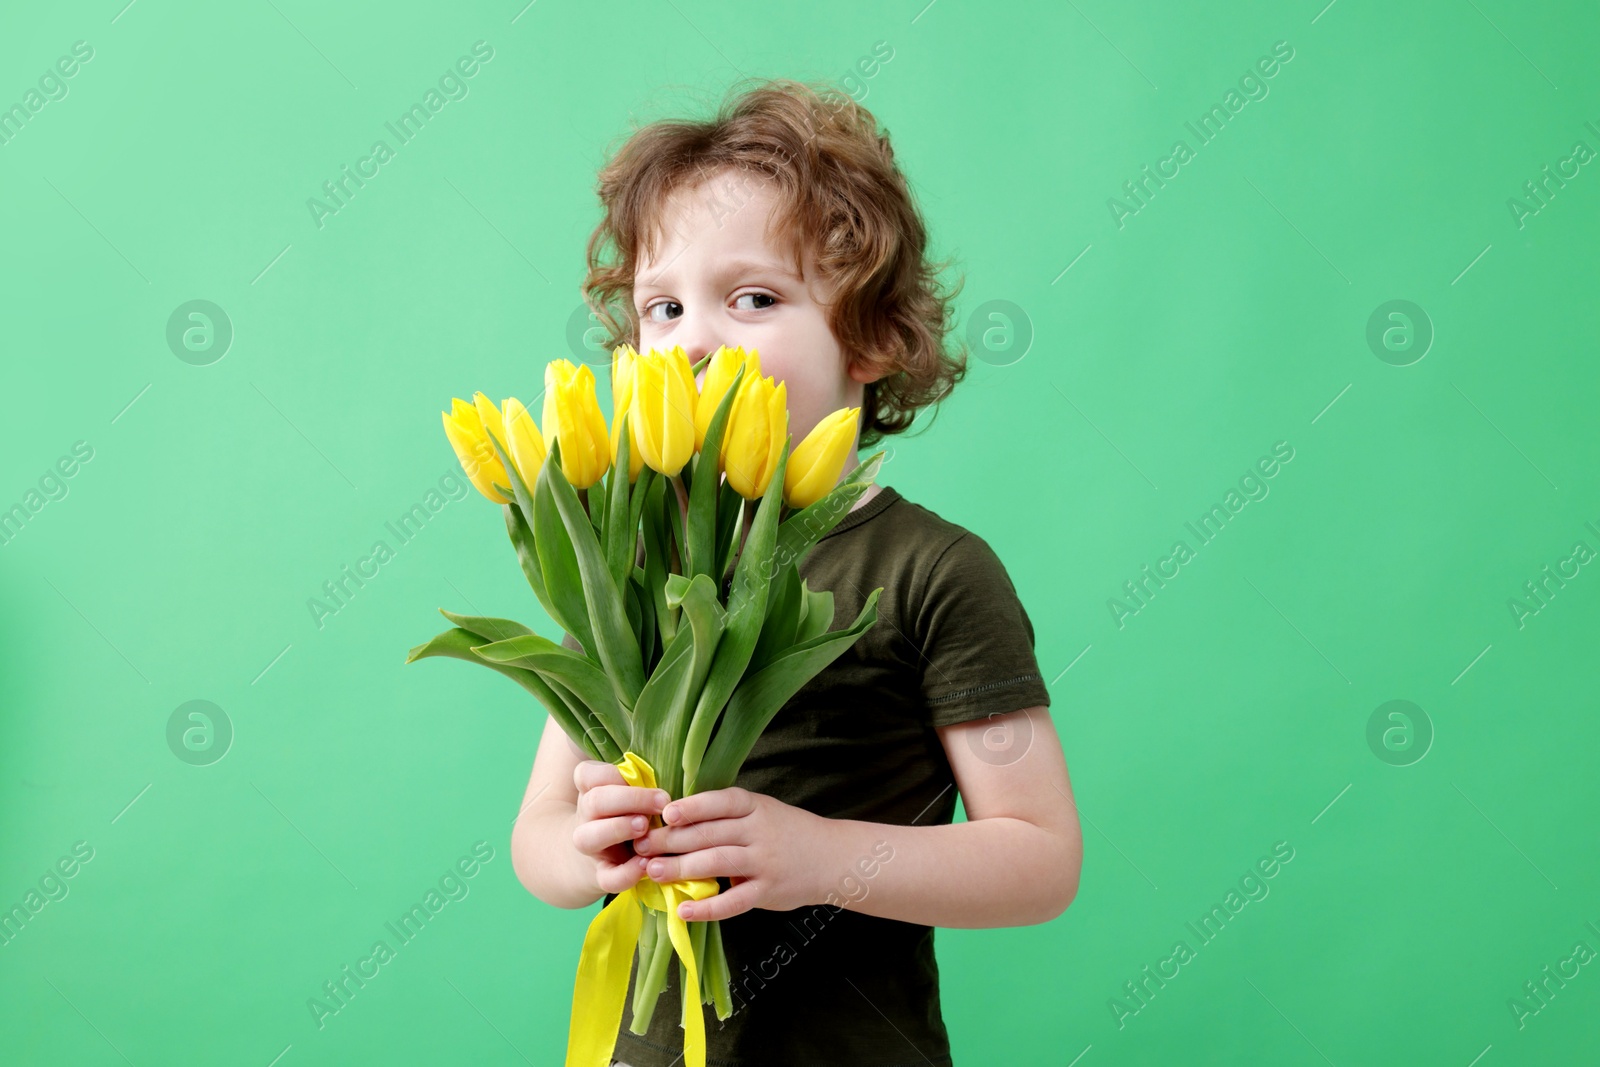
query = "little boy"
xmin=512 ymin=77 xmax=1082 ymax=1066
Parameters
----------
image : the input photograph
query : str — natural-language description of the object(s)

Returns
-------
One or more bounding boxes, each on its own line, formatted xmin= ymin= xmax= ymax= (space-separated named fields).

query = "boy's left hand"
xmin=632 ymin=786 xmax=831 ymax=921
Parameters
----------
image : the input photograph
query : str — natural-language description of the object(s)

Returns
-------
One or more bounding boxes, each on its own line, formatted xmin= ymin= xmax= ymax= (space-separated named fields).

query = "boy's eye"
xmin=643 ymin=300 xmax=682 ymax=323
xmin=733 ymin=292 xmax=777 ymax=311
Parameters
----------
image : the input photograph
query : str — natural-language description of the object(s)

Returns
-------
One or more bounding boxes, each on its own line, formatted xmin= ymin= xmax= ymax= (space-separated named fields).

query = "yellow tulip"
xmin=501 ymin=396 xmax=547 ymax=492
xmin=609 ymin=344 xmax=646 ymax=482
xmin=541 ymin=360 xmax=612 ymax=489
xmin=629 ymin=346 xmax=698 ymax=477
xmin=784 ymin=407 xmax=859 ymax=509
xmin=441 ymin=394 xmax=511 ymax=504
xmin=721 ymin=370 xmax=788 ymax=500
xmin=695 ymin=345 xmax=760 ymax=452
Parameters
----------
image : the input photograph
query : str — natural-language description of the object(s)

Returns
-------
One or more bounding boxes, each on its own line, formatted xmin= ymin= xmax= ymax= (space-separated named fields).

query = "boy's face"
xmin=632 ymin=168 xmax=880 ymax=454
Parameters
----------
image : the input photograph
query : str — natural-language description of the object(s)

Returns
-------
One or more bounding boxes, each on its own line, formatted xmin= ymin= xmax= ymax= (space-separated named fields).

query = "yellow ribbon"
xmin=565 ymin=751 xmax=721 ymax=1067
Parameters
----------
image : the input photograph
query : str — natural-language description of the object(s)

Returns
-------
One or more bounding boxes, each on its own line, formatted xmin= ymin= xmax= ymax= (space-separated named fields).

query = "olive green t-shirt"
xmin=601 ymin=484 xmax=1052 ymax=1067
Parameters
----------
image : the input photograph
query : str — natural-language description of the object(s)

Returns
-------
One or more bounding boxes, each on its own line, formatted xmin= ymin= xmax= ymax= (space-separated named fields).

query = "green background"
xmin=3 ymin=0 xmax=1597 ymax=1063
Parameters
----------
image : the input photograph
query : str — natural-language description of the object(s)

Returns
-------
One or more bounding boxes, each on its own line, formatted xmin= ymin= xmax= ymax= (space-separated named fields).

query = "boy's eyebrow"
xmin=716 ymin=257 xmax=802 ymax=282
xmin=639 ymin=256 xmax=802 ymax=288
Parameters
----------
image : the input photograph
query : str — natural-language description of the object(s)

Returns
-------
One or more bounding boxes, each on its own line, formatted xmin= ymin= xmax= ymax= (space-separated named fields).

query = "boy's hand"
xmin=632 ymin=787 xmax=832 ymax=921
xmin=571 ymin=760 xmax=669 ymax=896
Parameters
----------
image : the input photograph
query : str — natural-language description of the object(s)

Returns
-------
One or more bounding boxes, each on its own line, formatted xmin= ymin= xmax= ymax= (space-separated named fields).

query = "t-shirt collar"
xmin=818 ymin=485 xmax=900 ymax=541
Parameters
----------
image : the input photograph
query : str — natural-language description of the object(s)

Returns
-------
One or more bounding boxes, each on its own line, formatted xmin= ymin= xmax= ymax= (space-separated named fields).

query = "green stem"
xmin=667 ymin=474 xmax=689 ymax=575
xmin=630 ymin=909 xmax=675 ymax=1034
xmin=631 ymin=906 xmax=658 ymax=1022
xmin=705 ymin=919 xmax=733 ymax=1019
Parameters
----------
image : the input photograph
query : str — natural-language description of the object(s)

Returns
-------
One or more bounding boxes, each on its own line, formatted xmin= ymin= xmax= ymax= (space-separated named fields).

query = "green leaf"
xmin=438 ymin=609 xmax=533 ymax=644
xmin=687 ymin=363 xmax=747 ymax=582
xmin=748 ymin=565 xmax=802 ymax=674
xmin=712 ymin=487 xmax=744 ymax=589
xmin=532 ymin=446 xmax=598 ymax=659
xmin=589 ymin=476 xmax=607 ymax=536
xmin=404 ymin=627 xmax=618 ymax=761
xmin=632 ymin=572 xmax=724 ymax=797
xmin=671 ymin=574 xmax=733 ymax=791
xmin=690 ymin=586 xmax=881 ymax=793
xmin=605 ymin=411 xmax=634 ymax=590
xmin=677 ymin=574 xmax=726 ymax=706
xmin=632 ymin=566 xmax=658 ymax=674
xmin=792 ymin=581 xmax=836 ymax=647
xmin=629 ymin=465 xmax=656 ymax=543
xmin=501 ymin=504 xmax=562 ymax=634
xmin=641 ymin=473 xmax=677 ymax=651
xmin=481 ymin=424 xmax=589 ymax=656
xmin=628 ymin=620 xmax=698 ymax=793
xmin=771 ymin=449 xmax=886 ymax=574
xmin=680 ymin=439 xmax=790 ymax=791
xmin=664 ymin=471 xmax=687 ymax=579
xmin=664 ymin=572 xmax=692 ymax=607
xmin=470 ymin=632 xmax=630 ymax=748
xmin=543 ymin=438 xmax=646 ymax=710
xmin=547 ymin=674 xmax=623 ymax=763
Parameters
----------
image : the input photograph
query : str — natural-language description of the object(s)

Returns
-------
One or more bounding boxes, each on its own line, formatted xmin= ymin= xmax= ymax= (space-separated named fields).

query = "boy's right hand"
xmin=573 ymin=760 xmax=671 ymax=895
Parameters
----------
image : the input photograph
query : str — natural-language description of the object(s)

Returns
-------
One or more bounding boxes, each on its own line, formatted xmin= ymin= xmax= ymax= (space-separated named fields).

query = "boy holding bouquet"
xmin=512 ymin=78 xmax=1082 ymax=1066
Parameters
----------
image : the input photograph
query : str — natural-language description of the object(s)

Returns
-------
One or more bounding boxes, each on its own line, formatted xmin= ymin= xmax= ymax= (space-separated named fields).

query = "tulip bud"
xmin=441 ymin=395 xmax=512 ymax=504
xmin=784 ymin=407 xmax=859 ymax=509
xmin=695 ymin=345 xmax=760 ymax=452
xmin=630 ymin=346 xmax=698 ymax=477
xmin=722 ymin=371 xmax=788 ymax=500
xmin=542 ymin=360 xmax=612 ymax=489
xmin=501 ymin=396 xmax=547 ymax=493
xmin=609 ymin=344 xmax=646 ymax=482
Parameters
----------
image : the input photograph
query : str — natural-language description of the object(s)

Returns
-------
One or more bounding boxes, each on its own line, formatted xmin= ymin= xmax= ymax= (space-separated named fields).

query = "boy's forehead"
xmin=638 ymin=177 xmax=808 ymax=282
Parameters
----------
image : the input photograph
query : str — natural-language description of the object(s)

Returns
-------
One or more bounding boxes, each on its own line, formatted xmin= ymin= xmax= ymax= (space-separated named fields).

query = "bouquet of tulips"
xmin=405 ymin=343 xmax=884 ymax=1067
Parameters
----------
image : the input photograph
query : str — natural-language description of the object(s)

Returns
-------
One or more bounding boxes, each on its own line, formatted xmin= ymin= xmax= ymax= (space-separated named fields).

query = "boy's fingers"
xmin=636 ymin=817 xmax=745 ymax=856
xmin=577 ymin=782 xmax=671 ymax=821
xmin=573 ymin=760 xmax=624 ymax=792
xmin=642 ymin=845 xmax=748 ymax=886
xmin=573 ymin=814 xmax=651 ymax=857
xmin=663 ymin=787 xmax=754 ymax=826
xmin=678 ymin=880 xmax=759 ymax=923
xmin=596 ymin=850 xmax=649 ymax=895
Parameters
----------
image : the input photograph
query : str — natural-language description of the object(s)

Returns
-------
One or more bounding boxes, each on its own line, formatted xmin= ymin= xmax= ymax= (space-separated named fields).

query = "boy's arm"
xmin=510 ymin=713 xmax=608 ymax=910
xmin=638 ymin=703 xmax=1082 ymax=928
xmin=819 ymin=703 xmax=1081 ymax=928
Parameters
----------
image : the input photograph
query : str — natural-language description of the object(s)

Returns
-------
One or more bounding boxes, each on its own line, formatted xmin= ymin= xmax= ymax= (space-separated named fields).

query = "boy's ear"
xmin=847 ymin=353 xmax=889 ymax=385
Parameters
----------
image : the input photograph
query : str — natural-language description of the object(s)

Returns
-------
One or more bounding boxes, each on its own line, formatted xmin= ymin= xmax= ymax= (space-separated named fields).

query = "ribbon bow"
xmin=565 ymin=751 xmax=721 ymax=1067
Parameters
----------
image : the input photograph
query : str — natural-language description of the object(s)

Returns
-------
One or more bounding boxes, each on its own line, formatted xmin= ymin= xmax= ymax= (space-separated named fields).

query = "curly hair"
xmin=582 ymin=77 xmax=967 ymax=449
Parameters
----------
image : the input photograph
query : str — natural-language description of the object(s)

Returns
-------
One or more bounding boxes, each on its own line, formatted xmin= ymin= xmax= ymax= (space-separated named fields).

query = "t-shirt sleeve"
xmin=916 ymin=531 xmax=1052 ymax=728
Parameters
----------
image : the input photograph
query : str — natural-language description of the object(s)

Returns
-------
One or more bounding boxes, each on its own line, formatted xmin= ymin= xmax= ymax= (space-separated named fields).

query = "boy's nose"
xmin=671 ymin=315 xmax=720 ymax=368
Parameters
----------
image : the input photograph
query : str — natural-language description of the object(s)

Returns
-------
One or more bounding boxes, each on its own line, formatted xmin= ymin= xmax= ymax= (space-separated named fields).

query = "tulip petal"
xmin=503 ymin=396 xmax=548 ymax=489
xmin=784 ymin=407 xmax=858 ymax=509
xmin=443 ymin=395 xmax=511 ymax=504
